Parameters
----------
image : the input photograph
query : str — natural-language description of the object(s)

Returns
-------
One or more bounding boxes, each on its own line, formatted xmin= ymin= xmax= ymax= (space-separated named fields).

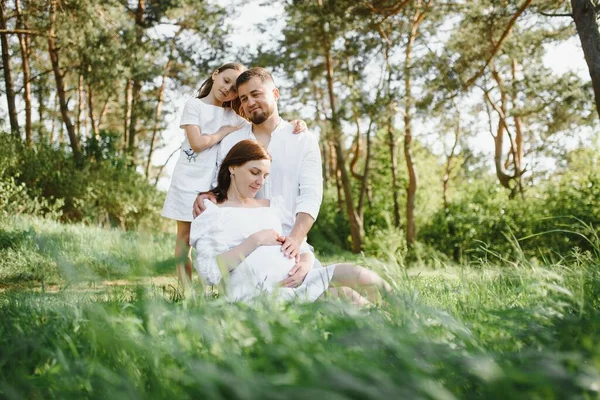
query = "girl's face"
xmin=211 ymin=69 xmax=242 ymax=103
xmin=229 ymin=159 xmax=271 ymax=198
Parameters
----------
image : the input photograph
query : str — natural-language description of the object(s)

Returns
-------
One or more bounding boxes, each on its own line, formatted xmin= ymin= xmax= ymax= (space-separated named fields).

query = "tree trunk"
xmin=128 ymin=0 xmax=146 ymax=163
xmin=322 ymin=26 xmax=364 ymax=253
xmin=382 ymin=30 xmax=401 ymax=228
xmin=48 ymin=0 xmax=82 ymax=164
xmin=15 ymin=0 xmax=31 ymax=145
xmin=571 ymin=0 xmax=600 ymax=118
xmin=37 ymin=74 xmax=45 ymax=141
xmin=387 ymin=113 xmax=401 ymax=228
xmin=98 ymin=95 xmax=110 ymax=130
xmin=357 ymin=119 xmax=373 ymax=218
xmin=146 ymin=62 xmax=170 ymax=178
xmin=511 ymin=58 xmax=525 ymax=198
xmin=87 ymin=83 xmax=98 ymax=138
xmin=0 ymin=1 xmax=20 ymax=137
xmin=332 ymin=142 xmax=344 ymax=213
xmin=123 ymin=79 xmax=132 ymax=151
xmin=76 ymin=73 xmax=84 ymax=138
xmin=486 ymin=63 xmax=523 ymax=198
xmin=404 ymin=6 xmax=425 ymax=247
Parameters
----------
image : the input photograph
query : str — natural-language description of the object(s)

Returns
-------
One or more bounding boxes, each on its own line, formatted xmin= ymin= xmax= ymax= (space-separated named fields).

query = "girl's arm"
xmin=185 ymin=124 xmax=243 ymax=153
xmin=217 ymin=229 xmax=284 ymax=272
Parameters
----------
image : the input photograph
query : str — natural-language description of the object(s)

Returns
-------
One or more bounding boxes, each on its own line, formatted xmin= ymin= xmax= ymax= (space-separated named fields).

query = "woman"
xmin=189 ymin=140 xmax=391 ymax=305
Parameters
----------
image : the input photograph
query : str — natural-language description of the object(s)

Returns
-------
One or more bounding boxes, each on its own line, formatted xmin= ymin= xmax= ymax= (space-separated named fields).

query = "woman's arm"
xmin=184 ymin=124 xmax=243 ymax=153
xmin=217 ymin=229 xmax=284 ymax=272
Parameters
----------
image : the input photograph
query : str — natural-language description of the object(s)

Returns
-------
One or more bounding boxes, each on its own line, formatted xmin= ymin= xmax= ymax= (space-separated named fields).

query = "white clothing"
xmin=214 ymin=120 xmax=323 ymax=236
xmin=189 ymin=198 xmax=336 ymax=303
xmin=162 ymin=98 xmax=246 ymax=221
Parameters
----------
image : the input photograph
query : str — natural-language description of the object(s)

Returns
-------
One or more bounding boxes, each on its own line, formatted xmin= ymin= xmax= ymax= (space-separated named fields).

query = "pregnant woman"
xmin=189 ymin=140 xmax=391 ymax=305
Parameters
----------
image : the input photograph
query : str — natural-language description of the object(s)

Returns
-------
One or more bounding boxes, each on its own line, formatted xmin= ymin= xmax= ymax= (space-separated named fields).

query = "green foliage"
xmin=0 ymin=214 xmax=173 ymax=285
xmin=1 ymin=214 xmax=600 ymax=398
xmin=0 ymin=133 xmax=166 ymax=232
xmin=308 ymin=188 xmax=351 ymax=254
xmin=420 ymin=156 xmax=600 ymax=262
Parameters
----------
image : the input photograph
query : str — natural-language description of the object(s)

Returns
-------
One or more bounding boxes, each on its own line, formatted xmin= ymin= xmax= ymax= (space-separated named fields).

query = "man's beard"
xmin=248 ymin=105 xmax=273 ymax=125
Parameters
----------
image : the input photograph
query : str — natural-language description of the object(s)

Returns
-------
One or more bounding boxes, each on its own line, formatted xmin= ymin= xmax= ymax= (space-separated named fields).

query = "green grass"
xmin=0 ymin=214 xmax=175 ymax=289
xmin=1 ymin=214 xmax=600 ymax=399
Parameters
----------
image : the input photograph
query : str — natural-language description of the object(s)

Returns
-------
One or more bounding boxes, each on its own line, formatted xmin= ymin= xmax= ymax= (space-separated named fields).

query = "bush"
xmin=0 ymin=132 xmax=166 ymax=232
xmin=419 ymin=169 xmax=600 ymax=262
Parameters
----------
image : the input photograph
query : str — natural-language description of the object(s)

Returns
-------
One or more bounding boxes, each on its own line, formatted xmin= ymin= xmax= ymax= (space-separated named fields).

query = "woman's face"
xmin=230 ymin=159 xmax=271 ymax=198
xmin=212 ymin=69 xmax=242 ymax=103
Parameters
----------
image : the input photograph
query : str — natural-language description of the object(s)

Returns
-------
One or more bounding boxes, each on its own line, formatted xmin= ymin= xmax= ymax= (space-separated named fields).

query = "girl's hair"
xmin=197 ymin=62 xmax=246 ymax=116
xmin=210 ymin=140 xmax=271 ymax=203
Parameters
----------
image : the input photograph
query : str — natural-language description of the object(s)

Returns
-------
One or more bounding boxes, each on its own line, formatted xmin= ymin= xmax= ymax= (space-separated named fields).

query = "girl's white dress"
xmin=161 ymin=98 xmax=247 ymax=222
xmin=189 ymin=197 xmax=336 ymax=303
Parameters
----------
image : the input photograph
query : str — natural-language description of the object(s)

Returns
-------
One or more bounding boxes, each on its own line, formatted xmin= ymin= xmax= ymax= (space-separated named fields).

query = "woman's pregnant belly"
xmin=244 ymin=245 xmax=295 ymax=289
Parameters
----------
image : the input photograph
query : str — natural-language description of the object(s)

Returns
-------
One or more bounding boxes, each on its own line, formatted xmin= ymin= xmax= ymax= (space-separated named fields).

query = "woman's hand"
xmin=250 ymin=229 xmax=285 ymax=248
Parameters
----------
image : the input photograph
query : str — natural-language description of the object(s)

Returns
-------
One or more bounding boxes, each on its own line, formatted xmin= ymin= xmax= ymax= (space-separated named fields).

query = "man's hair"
xmin=236 ymin=67 xmax=275 ymax=88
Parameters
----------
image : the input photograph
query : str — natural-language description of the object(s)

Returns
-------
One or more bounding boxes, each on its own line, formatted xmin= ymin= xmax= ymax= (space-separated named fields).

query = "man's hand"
xmin=290 ymin=119 xmax=307 ymax=134
xmin=279 ymin=235 xmax=301 ymax=259
xmin=193 ymin=192 xmax=217 ymax=218
xmin=280 ymin=258 xmax=312 ymax=288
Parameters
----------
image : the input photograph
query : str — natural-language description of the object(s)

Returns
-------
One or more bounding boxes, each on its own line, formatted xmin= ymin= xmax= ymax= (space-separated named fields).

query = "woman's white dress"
xmin=161 ymin=98 xmax=247 ymax=222
xmin=189 ymin=197 xmax=336 ymax=303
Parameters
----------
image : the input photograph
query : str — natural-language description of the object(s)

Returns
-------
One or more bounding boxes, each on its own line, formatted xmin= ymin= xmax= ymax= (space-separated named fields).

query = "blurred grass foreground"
xmin=1 ymin=214 xmax=600 ymax=399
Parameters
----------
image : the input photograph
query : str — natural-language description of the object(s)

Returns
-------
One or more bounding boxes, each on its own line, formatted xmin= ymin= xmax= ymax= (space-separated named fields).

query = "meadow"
xmin=1 ymin=214 xmax=599 ymax=399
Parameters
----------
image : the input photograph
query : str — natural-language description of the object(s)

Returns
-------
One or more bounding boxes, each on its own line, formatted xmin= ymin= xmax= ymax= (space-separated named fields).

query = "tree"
xmin=47 ymin=0 xmax=82 ymax=164
xmin=0 ymin=1 xmax=20 ymax=137
xmin=571 ymin=0 xmax=600 ymax=118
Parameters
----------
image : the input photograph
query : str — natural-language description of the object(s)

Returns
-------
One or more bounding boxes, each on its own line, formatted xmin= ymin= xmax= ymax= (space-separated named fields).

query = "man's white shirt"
xmin=214 ymin=120 xmax=323 ymax=236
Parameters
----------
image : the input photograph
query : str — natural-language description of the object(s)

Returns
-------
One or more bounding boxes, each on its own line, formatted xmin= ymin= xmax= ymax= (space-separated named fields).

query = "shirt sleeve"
xmin=179 ymin=98 xmax=204 ymax=129
xmin=189 ymin=200 xmax=227 ymax=285
xmin=271 ymin=196 xmax=311 ymax=254
xmin=295 ymin=132 xmax=323 ymax=221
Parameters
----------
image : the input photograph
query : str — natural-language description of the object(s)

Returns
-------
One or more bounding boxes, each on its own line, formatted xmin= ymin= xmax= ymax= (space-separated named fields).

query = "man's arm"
xmin=280 ymin=212 xmax=314 ymax=258
xmin=282 ymin=133 xmax=323 ymax=258
xmin=281 ymin=134 xmax=323 ymax=258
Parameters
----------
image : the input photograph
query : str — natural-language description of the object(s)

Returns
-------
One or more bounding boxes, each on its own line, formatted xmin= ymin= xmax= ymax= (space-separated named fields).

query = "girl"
xmin=162 ymin=63 xmax=305 ymax=286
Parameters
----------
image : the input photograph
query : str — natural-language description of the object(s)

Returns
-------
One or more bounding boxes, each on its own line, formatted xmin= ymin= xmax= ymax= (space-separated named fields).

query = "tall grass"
xmin=1 ymin=215 xmax=599 ymax=399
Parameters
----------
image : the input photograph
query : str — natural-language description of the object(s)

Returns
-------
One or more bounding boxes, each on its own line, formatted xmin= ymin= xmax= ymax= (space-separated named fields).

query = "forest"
xmin=1 ymin=0 xmax=600 ymax=398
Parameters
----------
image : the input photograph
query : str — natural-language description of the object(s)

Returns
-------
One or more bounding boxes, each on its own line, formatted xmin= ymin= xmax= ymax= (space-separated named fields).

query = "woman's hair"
xmin=210 ymin=140 xmax=271 ymax=203
xmin=197 ymin=62 xmax=246 ymax=116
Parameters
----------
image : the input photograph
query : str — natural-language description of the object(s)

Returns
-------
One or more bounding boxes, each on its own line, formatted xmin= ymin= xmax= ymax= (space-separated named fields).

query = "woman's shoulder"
xmin=193 ymin=199 xmax=221 ymax=222
xmin=257 ymin=198 xmax=270 ymax=207
xmin=189 ymin=200 xmax=222 ymax=243
xmin=268 ymin=196 xmax=285 ymax=208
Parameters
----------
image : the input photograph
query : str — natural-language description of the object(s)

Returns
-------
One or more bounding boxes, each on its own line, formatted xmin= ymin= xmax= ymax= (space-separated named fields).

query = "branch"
xmin=462 ymin=0 xmax=533 ymax=90
xmin=0 ymin=28 xmax=55 ymax=37
xmin=539 ymin=11 xmax=572 ymax=17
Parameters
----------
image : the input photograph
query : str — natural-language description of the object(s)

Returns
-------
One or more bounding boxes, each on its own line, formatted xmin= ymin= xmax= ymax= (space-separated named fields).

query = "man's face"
xmin=237 ymin=77 xmax=279 ymax=125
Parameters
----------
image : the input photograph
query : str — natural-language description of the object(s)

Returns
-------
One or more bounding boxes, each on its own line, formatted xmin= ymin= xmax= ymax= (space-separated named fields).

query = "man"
xmin=193 ymin=67 xmax=323 ymax=288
